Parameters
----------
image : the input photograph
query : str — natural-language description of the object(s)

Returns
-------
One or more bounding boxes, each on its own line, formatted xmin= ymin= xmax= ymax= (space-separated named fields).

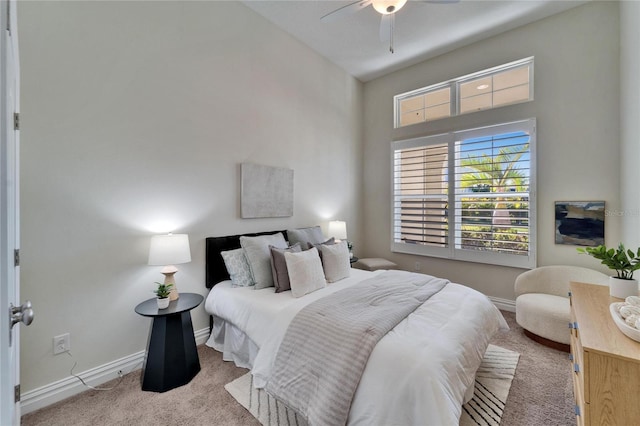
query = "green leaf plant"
xmin=577 ymin=243 xmax=640 ymax=280
xmin=154 ymin=282 xmax=173 ymax=299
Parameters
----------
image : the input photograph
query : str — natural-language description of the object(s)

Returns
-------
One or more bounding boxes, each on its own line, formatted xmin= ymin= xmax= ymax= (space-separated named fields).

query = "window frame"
xmin=390 ymin=119 xmax=537 ymax=269
xmin=393 ymin=57 xmax=534 ymax=128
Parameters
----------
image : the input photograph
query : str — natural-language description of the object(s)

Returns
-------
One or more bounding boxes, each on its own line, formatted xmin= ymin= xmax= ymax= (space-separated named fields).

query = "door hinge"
xmin=14 ymin=249 xmax=19 ymax=267
xmin=13 ymin=113 xmax=19 ymax=130
xmin=14 ymin=384 xmax=20 ymax=403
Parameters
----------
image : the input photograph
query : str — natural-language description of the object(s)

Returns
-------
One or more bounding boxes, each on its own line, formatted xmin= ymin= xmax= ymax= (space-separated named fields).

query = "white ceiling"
xmin=242 ymin=0 xmax=587 ymax=82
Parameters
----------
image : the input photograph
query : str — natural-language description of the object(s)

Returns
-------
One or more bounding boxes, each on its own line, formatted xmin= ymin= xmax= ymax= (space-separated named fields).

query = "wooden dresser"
xmin=569 ymin=282 xmax=640 ymax=426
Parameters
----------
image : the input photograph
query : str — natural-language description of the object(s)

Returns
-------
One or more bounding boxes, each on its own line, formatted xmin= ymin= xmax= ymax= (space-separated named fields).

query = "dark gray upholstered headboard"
xmin=205 ymin=230 xmax=288 ymax=289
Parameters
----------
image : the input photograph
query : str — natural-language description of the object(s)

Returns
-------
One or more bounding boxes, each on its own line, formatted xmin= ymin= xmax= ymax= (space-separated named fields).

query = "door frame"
xmin=1 ymin=0 xmax=20 ymax=424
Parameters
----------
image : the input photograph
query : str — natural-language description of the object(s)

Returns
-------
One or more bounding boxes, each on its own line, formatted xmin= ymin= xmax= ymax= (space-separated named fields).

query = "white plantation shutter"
xmin=393 ymin=142 xmax=449 ymax=247
xmin=392 ymin=119 xmax=536 ymax=268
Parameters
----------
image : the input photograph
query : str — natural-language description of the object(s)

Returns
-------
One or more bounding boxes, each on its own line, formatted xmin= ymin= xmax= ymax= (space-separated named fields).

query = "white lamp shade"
xmin=148 ymin=234 xmax=191 ymax=266
xmin=328 ymin=221 xmax=347 ymax=240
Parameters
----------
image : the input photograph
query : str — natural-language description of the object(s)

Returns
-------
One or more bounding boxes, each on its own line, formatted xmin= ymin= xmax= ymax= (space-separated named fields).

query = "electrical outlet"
xmin=53 ymin=333 xmax=70 ymax=355
xmin=414 ymin=261 xmax=421 ymax=271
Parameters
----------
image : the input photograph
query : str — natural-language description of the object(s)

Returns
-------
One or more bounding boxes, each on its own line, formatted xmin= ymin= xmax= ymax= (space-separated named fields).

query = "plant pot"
xmin=609 ymin=277 xmax=639 ymax=299
xmin=157 ymin=297 xmax=170 ymax=309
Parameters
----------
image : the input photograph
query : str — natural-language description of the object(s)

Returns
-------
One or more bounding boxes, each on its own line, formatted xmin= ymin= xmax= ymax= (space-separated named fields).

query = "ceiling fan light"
xmin=372 ymin=0 xmax=408 ymax=15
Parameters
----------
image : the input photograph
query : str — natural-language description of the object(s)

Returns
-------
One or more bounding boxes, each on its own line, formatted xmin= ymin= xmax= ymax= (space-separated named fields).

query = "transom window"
xmin=391 ymin=119 xmax=536 ymax=269
xmin=394 ymin=58 xmax=534 ymax=128
xmin=398 ymin=85 xmax=451 ymax=127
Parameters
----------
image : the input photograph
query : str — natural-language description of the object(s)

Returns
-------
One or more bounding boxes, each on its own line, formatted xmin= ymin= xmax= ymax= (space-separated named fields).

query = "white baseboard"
xmin=194 ymin=327 xmax=210 ymax=345
xmin=21 ymin=327 xmax=210 ymax=415
xmin=489 ymin=296 xmax=516 ymax=312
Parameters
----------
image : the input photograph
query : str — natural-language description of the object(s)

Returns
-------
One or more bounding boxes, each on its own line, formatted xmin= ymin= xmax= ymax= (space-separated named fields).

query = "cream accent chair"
xmin=515 ymin=265 xmax=608 ymax=348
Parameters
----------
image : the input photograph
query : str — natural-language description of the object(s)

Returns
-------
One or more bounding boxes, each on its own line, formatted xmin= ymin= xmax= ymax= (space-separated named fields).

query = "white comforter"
xmin=206 ymin=268 xmax=508 ymax=426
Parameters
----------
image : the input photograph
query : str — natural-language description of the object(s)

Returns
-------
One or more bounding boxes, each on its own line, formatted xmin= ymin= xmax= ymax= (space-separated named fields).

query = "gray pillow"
xmin=270 ymin=243 xmax=302 ymax=293
xmin=240 ymin=232 xmax=288 ymax=289
xmin=287 ymin=226 xmax=325 ymax=247
xmin=306 ymin=237 xmax=336 ymax=253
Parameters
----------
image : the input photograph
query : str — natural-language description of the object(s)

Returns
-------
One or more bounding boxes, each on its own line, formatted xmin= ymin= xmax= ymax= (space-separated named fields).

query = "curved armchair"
xmin=515 ymin=265 xmax=608 ymax=350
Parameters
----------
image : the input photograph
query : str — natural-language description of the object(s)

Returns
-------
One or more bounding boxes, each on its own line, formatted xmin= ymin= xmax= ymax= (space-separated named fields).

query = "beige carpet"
xmin=21 ymin=345 xmax=259 ymax=426
xmin=225 ymin=345 xmax=518 ymax=426
xmin=22 ymin=311 xmax=575 ymax=426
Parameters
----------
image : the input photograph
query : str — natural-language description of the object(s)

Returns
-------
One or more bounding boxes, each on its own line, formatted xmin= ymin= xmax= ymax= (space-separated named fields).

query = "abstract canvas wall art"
xmin=554 ymin=201 xmax=604 ymax=246
xmin=241 ymin=163 xmax=294 ymax=218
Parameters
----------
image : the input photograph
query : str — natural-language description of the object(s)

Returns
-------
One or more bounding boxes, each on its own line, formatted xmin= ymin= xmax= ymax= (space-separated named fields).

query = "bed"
xmin=204 ymin=230 xmax=508 ymax=426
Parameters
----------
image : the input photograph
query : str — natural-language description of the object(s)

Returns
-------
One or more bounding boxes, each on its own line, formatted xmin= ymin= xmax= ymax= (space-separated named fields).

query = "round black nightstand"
xmin=135 ymin=293 xmax=204 ymax=392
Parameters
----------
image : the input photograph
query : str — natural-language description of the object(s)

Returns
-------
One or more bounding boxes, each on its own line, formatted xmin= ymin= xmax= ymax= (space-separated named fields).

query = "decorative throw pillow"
xmin=221 ymin=248 xmax=255 ymax=287
xmin=307 ymin=237 xmax=336 ymax=260
xmin=240 ymin=232 xmax=288 ymax=289
xmin=287 ymin=226 xmax=325 ymax=247
xmin=270 ymin=243 xmax=302 ymax=293
xmin=306 ymin=237 xmax=336 ymax=255
xmin=320 ymin=240 xmax=351 ymax=283
xmin=285 ymin=247 xmax=327 ymax=298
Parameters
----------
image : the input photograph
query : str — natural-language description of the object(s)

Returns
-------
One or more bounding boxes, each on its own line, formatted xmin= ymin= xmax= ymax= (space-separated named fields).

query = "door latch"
xmin=9 ymin=300 xmax=34 ymax=344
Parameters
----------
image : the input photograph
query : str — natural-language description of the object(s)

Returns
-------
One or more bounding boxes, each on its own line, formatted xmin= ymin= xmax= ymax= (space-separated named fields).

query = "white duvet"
xmin=206 ymin=268 xmax=508 ymax=426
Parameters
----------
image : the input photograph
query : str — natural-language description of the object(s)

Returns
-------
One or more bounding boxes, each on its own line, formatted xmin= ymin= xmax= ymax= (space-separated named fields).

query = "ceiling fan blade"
xmin=321 ymin=0 xmax=373 ymax=22
xmin=379 ymin=14 xmax=392 ymax=42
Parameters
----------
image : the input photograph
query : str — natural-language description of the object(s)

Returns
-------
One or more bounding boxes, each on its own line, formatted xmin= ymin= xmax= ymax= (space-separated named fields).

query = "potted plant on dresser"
xmin=154 ymin=282 xmax=173 ymax=309
xmin=578 ymin=243 xmax=640 ymax=298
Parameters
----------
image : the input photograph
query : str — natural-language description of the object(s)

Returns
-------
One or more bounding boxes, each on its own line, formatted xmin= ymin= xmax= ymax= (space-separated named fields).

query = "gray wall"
xmin=361 ymin=1 xmax=621 ymax=300
xmin=621 ymin=1 xmax=640 ymax=248
xmin=18 ymin=1 xmax=363 ymax=392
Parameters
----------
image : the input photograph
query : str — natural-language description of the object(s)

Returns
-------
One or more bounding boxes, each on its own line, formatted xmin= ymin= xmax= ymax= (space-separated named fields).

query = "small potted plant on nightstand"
xmin=578 ymin=243 xmax=640 ymax=298
xmin=154 ymin=282 xmax=173 ymax=309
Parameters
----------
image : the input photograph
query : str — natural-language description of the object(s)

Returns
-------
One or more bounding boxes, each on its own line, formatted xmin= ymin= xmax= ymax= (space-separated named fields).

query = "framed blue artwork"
xmin=554 ymin=201 xmax=604 ymax=246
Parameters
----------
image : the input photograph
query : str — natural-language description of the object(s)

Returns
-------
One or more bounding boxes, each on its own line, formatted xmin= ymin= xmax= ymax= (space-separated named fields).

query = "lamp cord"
xmin=66 ymin=351 xmax=141 ymax=391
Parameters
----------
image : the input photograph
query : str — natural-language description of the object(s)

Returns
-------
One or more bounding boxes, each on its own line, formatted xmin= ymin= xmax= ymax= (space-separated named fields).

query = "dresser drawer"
xmin=569 ymin=308 xmax=580 ymax=340
xmin=570 ymin=336 xmax=587 ymax=401
xmin=576 ymin=398 xmax=589 ymax=426
xmin=570 ymin=337 xmax=590 ymax=425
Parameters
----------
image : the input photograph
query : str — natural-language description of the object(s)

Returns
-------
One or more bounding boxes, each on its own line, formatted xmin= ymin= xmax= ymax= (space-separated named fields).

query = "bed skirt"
xmin=206 ymin=315 xmax=259 ymax=369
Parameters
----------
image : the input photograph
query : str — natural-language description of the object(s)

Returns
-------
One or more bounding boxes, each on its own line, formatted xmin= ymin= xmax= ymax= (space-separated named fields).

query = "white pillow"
xmin=240 ymin=233 xmax=288 ymax=289
xmin=320 ymin=240 xmax=351 ymax=283
xmin=220 ymin=248 xmax=254 ymax=287
xmin=285 ymin=247 xmax=327 ymax=298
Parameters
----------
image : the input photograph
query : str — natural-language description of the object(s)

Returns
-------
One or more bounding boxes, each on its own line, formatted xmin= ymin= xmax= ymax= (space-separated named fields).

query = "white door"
xmin=1 ymin=1 xmax=29 ymax=424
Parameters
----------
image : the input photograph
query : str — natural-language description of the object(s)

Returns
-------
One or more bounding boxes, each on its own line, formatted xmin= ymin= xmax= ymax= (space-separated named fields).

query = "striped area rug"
xmin=225 ymin=344 xmax=519 ymax=426
xmin=460 ymin=344 xmax=520 ymax=426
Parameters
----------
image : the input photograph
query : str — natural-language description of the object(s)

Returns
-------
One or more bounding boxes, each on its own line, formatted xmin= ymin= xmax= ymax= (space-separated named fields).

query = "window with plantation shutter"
xmin=392 ymin=119 xmax=536 ymax=268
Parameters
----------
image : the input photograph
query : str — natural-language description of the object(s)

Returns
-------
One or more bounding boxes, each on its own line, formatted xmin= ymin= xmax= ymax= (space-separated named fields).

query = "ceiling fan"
xmin=321 ymin=0 xmax=459 ymax=54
